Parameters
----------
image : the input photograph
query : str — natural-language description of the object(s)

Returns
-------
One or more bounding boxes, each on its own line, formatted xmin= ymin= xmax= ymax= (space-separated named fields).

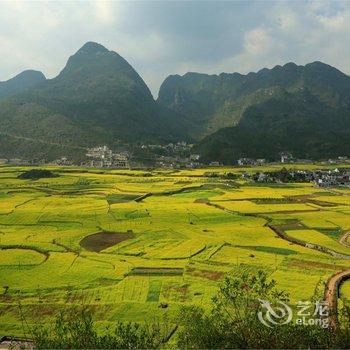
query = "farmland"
xmin=0 ymin=164 xmax=350 ymax=337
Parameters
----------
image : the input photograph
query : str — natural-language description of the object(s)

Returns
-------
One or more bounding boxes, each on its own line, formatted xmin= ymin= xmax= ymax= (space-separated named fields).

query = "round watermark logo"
xmin=257 ymin=299 xmax=293 ymax=328
xmin=257 ymin=299 xmax=330 ymax=328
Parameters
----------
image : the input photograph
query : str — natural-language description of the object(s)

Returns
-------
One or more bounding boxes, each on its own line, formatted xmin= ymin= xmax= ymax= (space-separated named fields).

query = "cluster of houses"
xmin=314 ymin=169 xmax=350 ymax=188
xmin=247 ymin=168 xmax=350 ymax=188
xmin=1 ymin=146 xmax=349 ymax=185
xmin=237 ymin=158 xmax=266 ymax=166
xmin=139 ymin=142 xmax=202 ymax=168
xmin=156 ymin=154 xmax=201 ymax=168
xmin=141 ymin=141 xmax=193 ymax=154
xmin=237 ymin=153 xmax=312 ymax=166
xmin=236 ymin=154 xmax=349 ymax=167
xmin=84 ymin=146 xmax=130 ymax=168
xmin=51 ymin=157 xmax=73 ymax=166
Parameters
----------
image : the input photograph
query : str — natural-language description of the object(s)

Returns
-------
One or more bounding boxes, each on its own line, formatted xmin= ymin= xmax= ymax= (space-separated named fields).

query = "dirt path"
xmin=339 ymin=230 xmax=350 ymax=248
xmin=204 ymin=200 xmax=350 ymax=259
xmin=324 ymin=269 xmax=350 ymax=329
xmin=0 ymin=337 xmax=33 ymax=349
xmin=323 ymin=230 xmax=350 ymax=329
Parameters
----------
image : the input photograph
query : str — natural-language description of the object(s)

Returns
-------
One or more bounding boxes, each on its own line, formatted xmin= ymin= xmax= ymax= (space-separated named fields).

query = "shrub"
xmin=31 ymin=272 xmax=350 ymax=349
xmin=17 ymin=169 xmax=58 ymax=180
xmin=32 ymin=308 xmax=167 ymax=349
xmin=176 ymin=270 xmax=350 ymax=349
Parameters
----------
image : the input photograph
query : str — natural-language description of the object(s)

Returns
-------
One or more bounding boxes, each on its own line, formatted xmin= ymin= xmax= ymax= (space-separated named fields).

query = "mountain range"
xmin=158 ymin=62 xmax=350 ymax=162
xmin=0 ymin=41 xmax=350 ymax=162
xmin=0 ymin=42 xmax=187 ymax=160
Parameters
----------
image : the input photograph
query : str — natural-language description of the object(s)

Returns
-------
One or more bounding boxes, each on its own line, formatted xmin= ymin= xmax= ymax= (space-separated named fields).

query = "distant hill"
xmin=0 ymin=70 xmax=46 ymax=101
xmin=195 ymin=91 xmax=350 ymax=163
xmin=159 ymin=62 xmax=350 ymax=162
xmin=2 ymin=46 xmax=350 ymax=162
xmin=0 ymin=42 xmax=188 ymax=160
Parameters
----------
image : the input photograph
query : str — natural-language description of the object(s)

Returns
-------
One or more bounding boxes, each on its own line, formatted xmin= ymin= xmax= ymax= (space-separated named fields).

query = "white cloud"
xmin=0 ymin=0 xmax=350 ymax=96
xmin=244 ymin=28 xmax=272 ymax=55
xmin=317 ymin=12 xmax=347 ymax=30
xmin=94 ymin=1 xmax=117 ymax=26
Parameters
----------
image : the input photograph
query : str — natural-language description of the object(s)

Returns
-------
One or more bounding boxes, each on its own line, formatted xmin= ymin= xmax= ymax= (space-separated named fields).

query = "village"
xmin=0 ymin=145 xmax=349 ymax=187
xmin=245 ymin=167 xmax=350 ymax=188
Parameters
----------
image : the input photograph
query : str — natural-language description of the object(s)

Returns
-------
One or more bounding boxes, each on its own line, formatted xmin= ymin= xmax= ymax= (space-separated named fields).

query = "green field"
xmin=0 ymin=165 xmax=350 ymax=337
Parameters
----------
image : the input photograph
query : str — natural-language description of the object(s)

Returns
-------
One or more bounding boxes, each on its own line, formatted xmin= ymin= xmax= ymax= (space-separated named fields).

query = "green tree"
xmin=32 ymin=308 xmax=168 ymax=349
xmin=176 ymin=270 xmax=349 ymax=349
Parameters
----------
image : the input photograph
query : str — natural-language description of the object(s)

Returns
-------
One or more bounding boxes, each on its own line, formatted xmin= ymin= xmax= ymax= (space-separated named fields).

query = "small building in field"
xmin=237 ymin=158 xmax=254 ymax=166
xmin=280 ymin=152 xmax=293 ymax=163
xmin=209 ymin=161 xmax=222 ymax=167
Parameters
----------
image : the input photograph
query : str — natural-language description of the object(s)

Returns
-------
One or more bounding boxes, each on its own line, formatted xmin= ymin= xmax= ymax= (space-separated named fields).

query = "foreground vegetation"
xmin=0 ymin=164 xmax=349 ymax=342
xmin=30 ymin=271 xmax=350 ymax=349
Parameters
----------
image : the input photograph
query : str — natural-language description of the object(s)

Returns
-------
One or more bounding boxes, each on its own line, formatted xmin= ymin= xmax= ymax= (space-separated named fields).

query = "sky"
xmin=1 ymin=0 xmax=350 ymax=96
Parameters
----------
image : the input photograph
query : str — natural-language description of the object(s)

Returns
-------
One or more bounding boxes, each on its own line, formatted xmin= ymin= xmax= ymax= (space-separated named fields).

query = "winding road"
xmin=323 ymin=230 xmax=350 ymax=329
xmin=339 ymin=230 xmax=350 ymax=248
xmin=324 ymin=268 xmax=350 ymax=329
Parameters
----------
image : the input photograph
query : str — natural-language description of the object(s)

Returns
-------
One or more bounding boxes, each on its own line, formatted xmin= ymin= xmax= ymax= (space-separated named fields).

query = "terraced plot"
xmin=286 ymin=229 xmax=350 ymax=256
xmin=0 ymin=165 xmax=349 ymax=337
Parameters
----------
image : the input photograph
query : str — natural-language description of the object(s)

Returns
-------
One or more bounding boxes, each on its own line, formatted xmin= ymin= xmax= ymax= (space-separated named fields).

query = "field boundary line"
xmin=268 ymin=225 xmax=350 ymax=259
xmin=203 ymin=200 xmax=350 ymax=259
xmin=0 ymin=245 xmax=49 ymax=263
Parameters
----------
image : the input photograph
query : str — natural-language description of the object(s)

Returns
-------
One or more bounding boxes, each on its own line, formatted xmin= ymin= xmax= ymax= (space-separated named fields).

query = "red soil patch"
xmin=80 ymin=232 xmax=134 ymax=252
xmin=163 ymin=284 xmax=190 ymax=302
xmin=187 ymin=267 xmax=224 ymax=281
xmin=287 ymin=258 xmax=344 ymax=271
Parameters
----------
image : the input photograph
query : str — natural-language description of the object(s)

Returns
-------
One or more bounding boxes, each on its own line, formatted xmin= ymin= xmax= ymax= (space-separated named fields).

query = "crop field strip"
xmin=0 ymin=165 xmax=349 ymax=336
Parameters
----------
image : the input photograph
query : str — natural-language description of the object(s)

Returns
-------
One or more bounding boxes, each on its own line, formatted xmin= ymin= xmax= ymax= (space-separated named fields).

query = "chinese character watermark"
xmin=258 ymin=299 xmax=329 ymax=328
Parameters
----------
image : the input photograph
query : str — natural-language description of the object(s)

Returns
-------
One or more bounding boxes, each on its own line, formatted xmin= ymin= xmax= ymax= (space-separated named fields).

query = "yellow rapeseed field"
xmin=0 ymin=165 xmax=349 ymax=336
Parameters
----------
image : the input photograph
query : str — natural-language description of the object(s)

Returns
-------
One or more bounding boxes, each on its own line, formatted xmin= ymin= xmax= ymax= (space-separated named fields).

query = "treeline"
xmin=252 ymin=168 xmax=314 ymax=183
xmin=17 ymin=169 xmax=58 ymax=180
